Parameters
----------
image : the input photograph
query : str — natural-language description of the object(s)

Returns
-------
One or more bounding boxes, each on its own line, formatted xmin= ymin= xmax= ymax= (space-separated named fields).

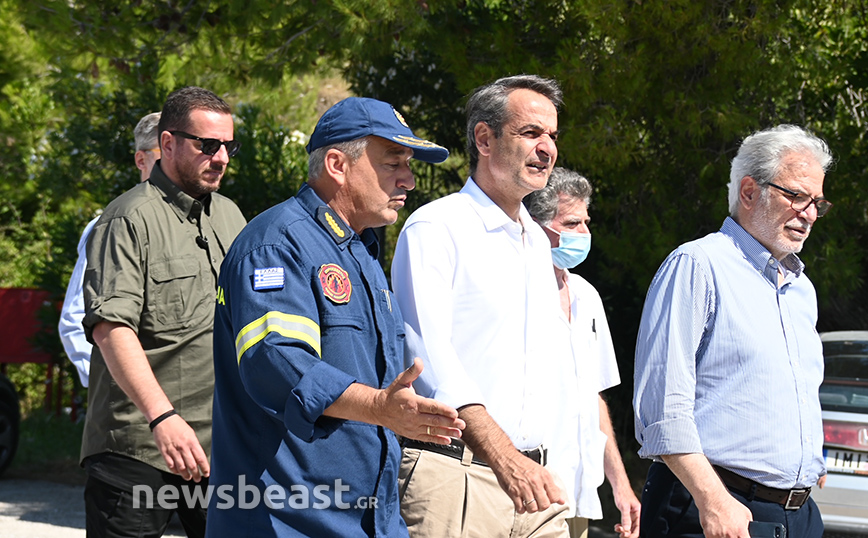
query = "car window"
xmin=821 ymin=339 xmax=868 ymax=414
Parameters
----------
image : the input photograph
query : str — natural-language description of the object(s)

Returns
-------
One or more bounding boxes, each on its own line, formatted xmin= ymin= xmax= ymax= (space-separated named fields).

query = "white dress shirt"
xmin=391 ymin=178 xmax=572 ymax=450
xmin=58 ymin=215 xmax=100 ymax=387
xmin=546 ymin=272 xmax=621 ymax=518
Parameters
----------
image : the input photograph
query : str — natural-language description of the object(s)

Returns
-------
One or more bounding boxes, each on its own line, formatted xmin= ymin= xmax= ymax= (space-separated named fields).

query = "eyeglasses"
xmin=170 ymin=131 xmax=241 ymax=157
xmin=766 ymin=182 xmax=833 ymax=218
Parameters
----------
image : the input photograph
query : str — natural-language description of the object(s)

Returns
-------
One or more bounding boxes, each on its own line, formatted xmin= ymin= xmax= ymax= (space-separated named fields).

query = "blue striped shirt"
xmin=633 ymin=217 xmax=825 ymax=489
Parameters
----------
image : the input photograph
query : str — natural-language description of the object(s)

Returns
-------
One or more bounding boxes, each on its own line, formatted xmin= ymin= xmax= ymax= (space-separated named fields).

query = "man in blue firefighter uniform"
xmin=207 ymin=97 xmax=465 ymax=537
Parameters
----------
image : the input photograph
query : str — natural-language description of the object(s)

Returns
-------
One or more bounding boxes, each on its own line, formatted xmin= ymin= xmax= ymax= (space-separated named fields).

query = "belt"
xmin=713 ymin=466 xmax=811 ymax=510
xmin=401 ymin=438 xmax=547 ymax=467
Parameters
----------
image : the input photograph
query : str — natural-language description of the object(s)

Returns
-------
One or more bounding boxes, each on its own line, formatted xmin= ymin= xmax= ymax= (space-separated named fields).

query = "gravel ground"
xmin=0 ymin=478 xmax=185 ymax=538
xmin=0 ymin=476 xmax=619 ymax=538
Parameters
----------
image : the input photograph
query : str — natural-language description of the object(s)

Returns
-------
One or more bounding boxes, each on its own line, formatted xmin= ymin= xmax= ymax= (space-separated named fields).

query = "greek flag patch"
xmin=253 ymin=267 xmax=285 ymax=291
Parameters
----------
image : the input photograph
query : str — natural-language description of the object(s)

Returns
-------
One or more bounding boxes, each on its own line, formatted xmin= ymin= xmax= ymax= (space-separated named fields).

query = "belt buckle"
xmin=524 ymin=446 xmax=547 ymax=466
xmin=784 ymin=488 xmax=810 ymax=510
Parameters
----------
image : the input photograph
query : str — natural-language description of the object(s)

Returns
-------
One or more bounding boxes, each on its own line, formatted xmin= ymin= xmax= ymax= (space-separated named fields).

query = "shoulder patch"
xmin=316 ymin=206 xmax=352 ymax=245
xmin=253 ymin=267 xmax=285 ymax=291
xmin=319 ymin=263 xmax=352 ymax=304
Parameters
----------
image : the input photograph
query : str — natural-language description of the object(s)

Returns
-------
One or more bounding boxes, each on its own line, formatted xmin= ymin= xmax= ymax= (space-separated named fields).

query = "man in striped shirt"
xmin=634 ymin=125 xmax=832 ymax=538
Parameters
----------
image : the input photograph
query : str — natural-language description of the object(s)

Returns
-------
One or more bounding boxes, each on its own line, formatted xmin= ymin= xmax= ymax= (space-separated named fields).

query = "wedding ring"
xmin=426 ymin=426 xmax=432 ymax=435
xmin=523 ymin=498 xmax=536 ymax=506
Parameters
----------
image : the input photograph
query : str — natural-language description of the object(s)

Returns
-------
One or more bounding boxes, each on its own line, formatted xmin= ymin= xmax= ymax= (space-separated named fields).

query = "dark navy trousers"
xmin=640 ymin=462 xmax=824 ymax=538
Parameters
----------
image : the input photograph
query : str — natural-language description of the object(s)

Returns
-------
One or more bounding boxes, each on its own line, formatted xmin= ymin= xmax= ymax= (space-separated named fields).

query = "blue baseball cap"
xmin=305 ymin=97 xmax=449 ymax=164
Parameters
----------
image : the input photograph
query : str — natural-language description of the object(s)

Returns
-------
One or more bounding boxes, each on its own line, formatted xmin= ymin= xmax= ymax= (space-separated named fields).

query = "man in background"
xmin=81 ymin=87 xmax=246 ymax=538
xmin=524 ymin=167 xmax=641 ymax=538
xmin=59 ymin=111 xmax=161 ymax=387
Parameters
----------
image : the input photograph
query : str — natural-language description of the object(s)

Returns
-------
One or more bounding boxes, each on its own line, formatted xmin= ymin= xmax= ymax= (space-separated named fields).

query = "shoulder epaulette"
xmin=316 ymin=206 xmax=353 ymax=245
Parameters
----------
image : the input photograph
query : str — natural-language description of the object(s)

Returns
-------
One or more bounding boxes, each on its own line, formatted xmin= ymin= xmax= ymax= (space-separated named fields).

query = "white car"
xmin=812 ymin=331 xmax=868 ymax=535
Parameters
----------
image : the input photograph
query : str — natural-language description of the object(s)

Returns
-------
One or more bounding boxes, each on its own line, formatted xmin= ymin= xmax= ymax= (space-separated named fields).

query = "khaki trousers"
xmin=399 ymin=447 xmax=570 ymax=538
xmin=566 ymin=517 xmax=589 ymax=538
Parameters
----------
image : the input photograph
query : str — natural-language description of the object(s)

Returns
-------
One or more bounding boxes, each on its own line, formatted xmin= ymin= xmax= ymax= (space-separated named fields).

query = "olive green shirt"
xmin=81 ymin=162 xmax=246 ymax=472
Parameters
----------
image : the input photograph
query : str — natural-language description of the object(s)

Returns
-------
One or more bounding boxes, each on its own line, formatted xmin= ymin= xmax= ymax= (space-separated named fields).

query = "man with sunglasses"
xmin=81 ymin=86 xmax=246 ymax=538
xmin=633 ymin=125 xmax=833 ymax=538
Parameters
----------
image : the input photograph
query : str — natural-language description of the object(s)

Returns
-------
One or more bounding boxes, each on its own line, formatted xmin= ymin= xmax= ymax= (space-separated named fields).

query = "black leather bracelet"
xmin=148 ymin=409 xmax=178 ymax=431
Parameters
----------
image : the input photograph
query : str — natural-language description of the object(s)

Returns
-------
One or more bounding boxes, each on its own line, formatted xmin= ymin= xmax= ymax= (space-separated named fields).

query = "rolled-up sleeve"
xmin=82 ymin=216 xmax=145 ymax=341
xmin=633 ymin=250 xmax=714 ymax=458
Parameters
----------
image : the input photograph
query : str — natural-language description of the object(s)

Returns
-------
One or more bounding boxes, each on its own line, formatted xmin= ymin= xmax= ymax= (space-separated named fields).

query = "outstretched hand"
xmin=374 ymin=358 xmax=465 ymax=444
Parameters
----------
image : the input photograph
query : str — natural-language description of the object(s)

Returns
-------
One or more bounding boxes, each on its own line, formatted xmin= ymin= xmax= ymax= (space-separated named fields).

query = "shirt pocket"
xmin=148 ymin=255 xmax=208 ymax=328
xmin=380 ymin=289 xmax=405 ymax=361
xmin=320 ymin=313 xmax=365 ymax=335
xmin=319 ymin=313 xmax=374 ymax=377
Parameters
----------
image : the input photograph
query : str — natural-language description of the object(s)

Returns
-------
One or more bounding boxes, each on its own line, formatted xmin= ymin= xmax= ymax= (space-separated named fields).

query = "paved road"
xmin=0 ymin=478 xmax=185 ymax=538
xmin=0 ymin=477 xmax=619 ymax=537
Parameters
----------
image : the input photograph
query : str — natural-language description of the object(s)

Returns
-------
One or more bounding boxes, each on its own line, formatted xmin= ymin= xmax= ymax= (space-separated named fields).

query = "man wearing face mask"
xmin=525 ymin=167 xmax=641 ymax=538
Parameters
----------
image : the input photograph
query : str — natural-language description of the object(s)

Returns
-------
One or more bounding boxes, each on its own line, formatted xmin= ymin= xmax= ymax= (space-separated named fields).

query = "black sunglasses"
xmin=170 ymin=131 xmax=241 ymax=157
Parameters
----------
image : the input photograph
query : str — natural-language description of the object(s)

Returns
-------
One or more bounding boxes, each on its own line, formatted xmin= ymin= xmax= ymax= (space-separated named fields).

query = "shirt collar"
xmin=462 ymin=177 xmax=535 ymax=235
xmin=296 ymin=182 xmax=378 ymax=256
xmin=149 ymin=162 xmax=212 ymax=223
xmin=720 ymin=216 xmax=805 ymax=283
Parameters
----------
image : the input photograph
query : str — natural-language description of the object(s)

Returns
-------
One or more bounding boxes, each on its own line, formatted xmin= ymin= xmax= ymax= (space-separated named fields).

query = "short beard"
xmin=177 ymin=160 xmax=222 ymax=197
xmin=753 ymin=189 xmax=808 ymax=257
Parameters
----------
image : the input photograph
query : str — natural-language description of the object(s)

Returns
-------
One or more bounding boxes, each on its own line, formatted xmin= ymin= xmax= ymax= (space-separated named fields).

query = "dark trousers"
xmin=84 ymin=454 xmax=208 ymax=538
xmin=640 ymin=462 xmax=824 ymax=538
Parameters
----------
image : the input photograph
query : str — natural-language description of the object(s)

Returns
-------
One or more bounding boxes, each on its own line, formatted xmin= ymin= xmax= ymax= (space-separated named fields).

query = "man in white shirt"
xmin=524 ymin=167 xmax=641 ymax=538
xmin=58 ymin=111 xmax=161 ymax=386
xmin=391 ymin=74 xmax=572 ymax=537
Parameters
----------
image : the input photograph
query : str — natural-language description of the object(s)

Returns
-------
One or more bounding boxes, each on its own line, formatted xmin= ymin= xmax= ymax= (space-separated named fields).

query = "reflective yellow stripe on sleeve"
xmin=235 ymin=311 xmax=321 ymax=364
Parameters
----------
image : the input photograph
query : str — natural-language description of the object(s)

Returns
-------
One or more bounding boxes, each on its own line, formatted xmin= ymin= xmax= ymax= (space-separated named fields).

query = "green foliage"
xmin=778 ymin=1 xmax=868 ymax=329
xmin=14 ymin=409 xmax=85 ymax=465
xmin=5 ymin=363 xmax=79 ymax=417
xmin=5 ymin=0 xmax=868 ymax=512
xmin=335 ymin=5 xmax=868 ymax=512
xmin=221 ymin=104 xmax=312 ymax=219
xmin=9 ymin=408 xmax=87 ymax=484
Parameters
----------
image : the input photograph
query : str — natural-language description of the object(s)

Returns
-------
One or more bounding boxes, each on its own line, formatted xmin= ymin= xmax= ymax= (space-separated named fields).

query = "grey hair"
xmin=308 ymin=136 xmax=370 ymax=181
xmin=523 ymin=167 xmax=593 ymax=226
xmin=134 ymin=112 xmax=161 ymax=152
xmin=728 ymin=124 xmax=833 ymax=216
xmin=465 ymin=74 xmax=563 ymax=175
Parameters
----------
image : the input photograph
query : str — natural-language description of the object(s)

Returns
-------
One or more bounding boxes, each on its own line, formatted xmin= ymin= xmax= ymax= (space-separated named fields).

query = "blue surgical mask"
xmin=547 ymin=227 xmax=592 ymax=269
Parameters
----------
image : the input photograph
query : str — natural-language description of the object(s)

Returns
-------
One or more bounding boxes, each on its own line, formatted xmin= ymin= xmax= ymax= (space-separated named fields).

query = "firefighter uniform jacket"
xmin=207 ymin=183 xmax=407 ymax=537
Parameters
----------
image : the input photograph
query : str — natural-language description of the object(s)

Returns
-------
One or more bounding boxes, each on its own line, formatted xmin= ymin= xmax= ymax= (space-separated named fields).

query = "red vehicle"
xmin=0 ymin=288 xmax=54 ymax=476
